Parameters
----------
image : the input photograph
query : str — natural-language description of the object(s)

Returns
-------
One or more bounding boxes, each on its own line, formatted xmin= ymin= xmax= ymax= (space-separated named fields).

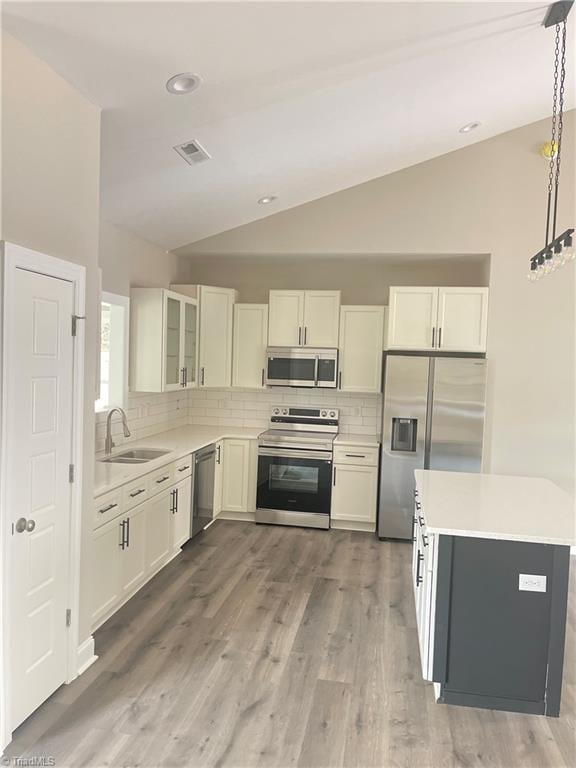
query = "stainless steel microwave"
xmin=265 ymin=347 xmax=338 ymax=388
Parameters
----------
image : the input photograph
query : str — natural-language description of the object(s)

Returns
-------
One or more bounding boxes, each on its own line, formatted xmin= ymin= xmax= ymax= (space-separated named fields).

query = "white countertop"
xmin=334 ymin=433 xmax=380 ymax=448
xmin=414 ymin=470 xmax=576 ymax=546
xmin=94 ymin=425 xmax=261 ymax=497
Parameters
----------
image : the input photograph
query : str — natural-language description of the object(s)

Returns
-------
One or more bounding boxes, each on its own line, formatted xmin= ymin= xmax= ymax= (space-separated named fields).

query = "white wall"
xmin=178 ymin=114 xmax=576 ymax=496
xmin=1 ymin=32 xmax=101 ymax=647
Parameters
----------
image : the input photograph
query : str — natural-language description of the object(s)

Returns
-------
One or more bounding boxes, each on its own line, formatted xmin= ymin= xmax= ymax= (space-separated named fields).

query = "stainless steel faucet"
xmin=105 ymin=407 xmax=131 ymax=455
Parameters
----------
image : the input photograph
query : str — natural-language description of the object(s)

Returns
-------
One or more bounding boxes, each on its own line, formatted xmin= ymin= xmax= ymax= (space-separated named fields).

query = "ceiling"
xmin=3 ymin=2 xmax=574 ymax=251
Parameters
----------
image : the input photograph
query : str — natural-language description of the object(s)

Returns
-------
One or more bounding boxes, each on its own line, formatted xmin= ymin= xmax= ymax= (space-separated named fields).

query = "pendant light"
xmin=528 ymin=1 xmax=575 ymax=281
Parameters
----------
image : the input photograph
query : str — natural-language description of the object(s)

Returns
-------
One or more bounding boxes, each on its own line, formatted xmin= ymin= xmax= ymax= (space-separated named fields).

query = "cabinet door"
xmin=182 ymin=299 xmax=198 ymax=388
xmin=339 ymin=306 xmax=385 ymax=393
xmin=437 ymin=288 xmax=489 ymax=352
xmin=232 ymin=304 xmax=268 ymax=388
xmin=331 ymin=464 xmax=378 ymax=524
xmin=198 ymin=286 xmax=235 ymax=387
xmin=144 ymin=487 xmax=172 ymax=574
xmin=120 ymin=504 xmax=147 ymax=597
xmin=221 ymin=439 xmax=250 ymax=513
xmin=268 ymin=290 xmax=304 ymax=346
xmin=303 ymin=290 xmax=340 ymax=347
xmin=213 ymin=441 xmax=224 ymax=516
xmin=91 ymin=517 xmax=122 ymax=628
xmin=172 ymin=476 xmax=191 ymax=551
xmin=163 ymin=292 xmax=183 ymax=390
xmin=387 ymin=287 xmax=438 ymax=351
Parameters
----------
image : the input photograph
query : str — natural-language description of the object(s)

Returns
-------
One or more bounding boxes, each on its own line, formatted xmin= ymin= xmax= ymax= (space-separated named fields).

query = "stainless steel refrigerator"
xmin=378 ymin=354 xmax=487 ymax=540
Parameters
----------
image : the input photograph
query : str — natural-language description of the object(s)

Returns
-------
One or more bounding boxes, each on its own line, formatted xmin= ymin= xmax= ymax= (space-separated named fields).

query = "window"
xmin=95 ymin=292 xmax=129 ymax=412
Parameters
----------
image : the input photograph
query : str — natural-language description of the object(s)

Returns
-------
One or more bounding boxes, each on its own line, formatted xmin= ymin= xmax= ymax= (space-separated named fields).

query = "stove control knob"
xmin=273 ymin=408 xmax=280 ymax=415
xmin=329 ymin=411 xmax=336 ymax=417
xmin=282 ymin=408 xmax=288 ymax=415
xmin=321 ymin=410 xmax=327 ymax=417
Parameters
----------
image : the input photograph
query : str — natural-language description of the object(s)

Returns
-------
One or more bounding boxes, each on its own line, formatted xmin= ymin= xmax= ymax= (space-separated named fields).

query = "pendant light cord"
xmin=552 ymin=20 xmax=567 ymax=241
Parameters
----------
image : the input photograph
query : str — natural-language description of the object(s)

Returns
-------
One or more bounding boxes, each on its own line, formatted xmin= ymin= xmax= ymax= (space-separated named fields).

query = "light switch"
xmin=518 ymin=573 xmax=547 ymax=593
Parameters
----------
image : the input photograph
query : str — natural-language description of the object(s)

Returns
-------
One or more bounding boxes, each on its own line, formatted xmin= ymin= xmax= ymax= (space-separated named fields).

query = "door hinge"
xmin=66 ymin=608 xmax=72 ymax=627
xmin=69 ymin=464 xmax=75 ymax=483
xmin=71 ymin=314 xmax=86 ymax=337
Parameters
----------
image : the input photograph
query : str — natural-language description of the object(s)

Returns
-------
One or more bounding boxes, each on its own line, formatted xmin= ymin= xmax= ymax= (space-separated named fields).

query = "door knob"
xmin=26 ymin=519 xmax=36 ymax=532
xmin=15 ymin=518 xmax=35 ymax=533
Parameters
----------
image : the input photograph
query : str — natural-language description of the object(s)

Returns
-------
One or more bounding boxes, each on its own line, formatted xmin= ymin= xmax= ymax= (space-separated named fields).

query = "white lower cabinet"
xmin=216 ymin=438 xmax=257 ymax=517
xmin=331 ymin=445 xmax=379 ymax=531
xmin=91 ymin=518 xmax=122 ymax=627
xmin=171 ymin=475 xmax=192 ymax=551
xmin=120 ymin=504 xmax=147 ymax=597
xmin=144 ymin=487 xmax=172 ymax=575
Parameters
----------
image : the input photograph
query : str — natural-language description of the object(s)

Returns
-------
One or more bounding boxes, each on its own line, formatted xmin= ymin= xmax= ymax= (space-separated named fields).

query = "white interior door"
xmin=8 ymin=268 xmax=74 ymax=730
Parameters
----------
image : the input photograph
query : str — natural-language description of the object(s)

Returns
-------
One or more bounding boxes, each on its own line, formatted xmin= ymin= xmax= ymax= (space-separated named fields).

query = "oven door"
xmin=256 ymin=448 xmax=332 ymax=517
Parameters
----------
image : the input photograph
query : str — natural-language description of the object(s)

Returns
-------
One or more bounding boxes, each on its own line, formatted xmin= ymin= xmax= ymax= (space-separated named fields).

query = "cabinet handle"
xmin=418 ymin=515 xmax=425 ymax=527
xmin=304 ymin=327 xmax=307 ymax=345
xmin=201 ymin=367 xmax=205 ymax=386
xmin=126 ymin=517 xmax=130 ymax=548
xmin=119 ymin=519 xmax=127 ymax=550
xmin=156 ymin=475 xmax=170 ymax=484
xmin=261 ymin=368 xmax=265 ymax=387
xmin=177 ymin=465 xmax=190 ymax=473
xmin=338 ymin=371 xmax=342 ymax=389
xmin=185 ymin=367 xmax=188 ymax=387
xmin=345 ymin=453 xmax=366 ymax=458
xmin=333 ymin=466 xmax=337 ymax=486
xmin=416 ymin=552 xmax=424 ymax=586
xmin=180 ymin=367 xmax=185 ymax=387
xmin=421 ymin=534 xmax=429 ymax=548
xmin=415 ymin=500 xmax=421 ymax=510
xmin=129 ymin=488 xmax=145 ymax=498
xmin=438 ymin=328 xmax=442 ymax=349
xmin=412 ymin=516 xmax=417 ymax=542
xmin=98 ymin=502 xmax=118 ymax=515
xmin=432 ymin=327 xmax=436 ymax=347
xmin=298 ymin=327 xmax=302 ymax=345
xmin=217 ymin=444 xmax=221 ymax=465
xmin=175 ymin=488 xmax=179 ymax=515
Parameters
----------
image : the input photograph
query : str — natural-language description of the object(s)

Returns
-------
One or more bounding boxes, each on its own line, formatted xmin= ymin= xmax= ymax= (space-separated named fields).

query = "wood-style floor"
xmin=7 ymin=521 xmax=576 ymax=768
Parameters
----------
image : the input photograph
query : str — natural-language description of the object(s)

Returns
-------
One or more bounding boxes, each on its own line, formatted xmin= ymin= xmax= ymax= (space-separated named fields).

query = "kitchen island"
xmin=413 ymin=470 xmax=574 ymax=717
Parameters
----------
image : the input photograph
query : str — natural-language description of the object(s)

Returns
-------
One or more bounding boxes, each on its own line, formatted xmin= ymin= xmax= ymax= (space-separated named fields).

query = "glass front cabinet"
xmin=130 ymin=288 xmax=198 ymax=393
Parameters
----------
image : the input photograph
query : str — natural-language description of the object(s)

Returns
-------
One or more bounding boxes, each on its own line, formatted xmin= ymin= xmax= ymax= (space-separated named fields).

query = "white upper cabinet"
xmin=387 ymin=286 xmax=488 ymax=352
xmin=339 ymin=306 xmax=385 ymax=393
xmin=130 ymin=288 xmax=198 ymax=392
xmin=268 ymin=290 xmax=340 ymax=347
xmin=436 ymin=288 xmax=489 ymax=353
xmin=387 ymin=287 xmax=438 ymax=351
xmin=172 ymin=284 xmax=238 ymax=388
xmin=233 ymin=304 xmax=268 ymax=388
xmin=267 ymin=290 xmax=305 ymax=346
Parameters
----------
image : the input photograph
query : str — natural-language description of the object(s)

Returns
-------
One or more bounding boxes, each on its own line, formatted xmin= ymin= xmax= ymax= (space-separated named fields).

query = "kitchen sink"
xmin=100 ymin=448 xmax=171 ymax=464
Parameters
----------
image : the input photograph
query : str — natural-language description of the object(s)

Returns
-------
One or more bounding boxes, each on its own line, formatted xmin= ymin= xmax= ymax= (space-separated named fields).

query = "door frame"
xmin=0 ymin=242 xmax=86 ymax=750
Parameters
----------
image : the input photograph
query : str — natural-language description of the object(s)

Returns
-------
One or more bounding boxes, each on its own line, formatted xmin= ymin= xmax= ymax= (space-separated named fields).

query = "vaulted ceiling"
xmin=4 ymin=2 xmax=574 ymax=250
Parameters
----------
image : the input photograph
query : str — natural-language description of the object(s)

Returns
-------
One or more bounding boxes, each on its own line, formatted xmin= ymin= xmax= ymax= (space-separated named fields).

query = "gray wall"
xmin=178 ymin=114 xmax=576 ymax=496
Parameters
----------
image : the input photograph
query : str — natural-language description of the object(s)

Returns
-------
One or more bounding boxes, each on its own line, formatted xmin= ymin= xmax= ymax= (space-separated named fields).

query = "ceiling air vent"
xmin=173 ymin=139 xmax=211 ymax=166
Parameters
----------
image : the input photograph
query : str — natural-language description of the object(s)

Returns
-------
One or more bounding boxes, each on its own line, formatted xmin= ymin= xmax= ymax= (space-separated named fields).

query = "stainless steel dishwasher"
xmin=191 ymin=443 xmax=217 ymax=537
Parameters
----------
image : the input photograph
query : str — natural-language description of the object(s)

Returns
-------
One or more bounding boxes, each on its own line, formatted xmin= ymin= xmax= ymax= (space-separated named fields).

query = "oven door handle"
xmin=258 ymin=448 xmax=333 ymax=461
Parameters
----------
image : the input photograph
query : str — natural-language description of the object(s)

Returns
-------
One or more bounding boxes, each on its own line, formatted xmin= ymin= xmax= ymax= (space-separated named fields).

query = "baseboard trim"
xmin=76 ymin=636 xmax=98 ymax=677
xmin=330 ymin=519 xmax=376 ymax=533
xmin=217 ymin=510 xmax=256 ymax=523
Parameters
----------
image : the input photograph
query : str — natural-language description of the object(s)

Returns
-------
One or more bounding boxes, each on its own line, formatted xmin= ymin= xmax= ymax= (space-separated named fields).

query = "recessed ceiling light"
xmin=459 ymin=122 xmax=481 ymax=134
xmin=166 ymin=72 xmax=202 ymax=95
xmin=258 ymin=195 xmax=277 ymax=205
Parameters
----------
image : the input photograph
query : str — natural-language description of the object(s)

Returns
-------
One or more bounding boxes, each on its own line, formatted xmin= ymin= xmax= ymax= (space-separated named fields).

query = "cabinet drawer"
xmin=94 ymin=488 xmax=123 ymax=528
xmin=123 ymin=476 xmax=149 ymax=511
xmin=149 ymin=463 xmax=176 ymax=495
xmin=334 ymin=445 xmax=379 ymax=467
xmin=174 ymin=454 xmax=193 ymax=480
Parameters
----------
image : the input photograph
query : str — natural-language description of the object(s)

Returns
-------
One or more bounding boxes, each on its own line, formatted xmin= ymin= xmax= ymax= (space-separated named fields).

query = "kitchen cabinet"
xmin=221 ymin=439 xmax=251 ymax=513
xmin=387 ymin=286 xmax=488 ymax=352
xmin=213 ymin=440 xmax=224 ymax=517
xmin=172 ymin=284 xmax=238 ymax=388
xmin=171 ymin=475 xmax=192 ymax=552
xmin=338 ymin=306 xmax=386 ymax=393
xmin=331 ymin=444 xmax=379 ymax=531
xmin=130 ymin=288 xmax=198 ymax=392
xmin=232 ymin=304 xmax=268 ymax=388
xmin=144 ymin=487 xmax=172 ymax=575
xmin=120 ymin=503 xmax=147 ymax=597
xmin=91 ymin=517 xmax=122 ymax=627
xmin=436 ymin=287 xmax=489 ymax=353
xmin=268 ymin=290 xmax=340 ymax=347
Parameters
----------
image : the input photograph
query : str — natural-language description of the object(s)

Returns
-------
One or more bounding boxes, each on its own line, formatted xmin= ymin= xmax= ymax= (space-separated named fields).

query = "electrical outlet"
xmin=518 ymin=573 xmax=547 ymax=593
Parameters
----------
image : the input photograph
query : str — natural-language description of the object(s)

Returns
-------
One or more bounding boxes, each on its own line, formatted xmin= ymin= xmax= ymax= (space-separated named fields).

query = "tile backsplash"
xmin=95 ymin=388 xmax=381 ymax=453
xmin=187 ymin=388 xmax=382 ymax=435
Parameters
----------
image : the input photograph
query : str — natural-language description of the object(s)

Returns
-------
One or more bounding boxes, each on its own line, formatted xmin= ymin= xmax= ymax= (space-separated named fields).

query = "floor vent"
xmin=174 ymin=139 xmax=211 ymax=165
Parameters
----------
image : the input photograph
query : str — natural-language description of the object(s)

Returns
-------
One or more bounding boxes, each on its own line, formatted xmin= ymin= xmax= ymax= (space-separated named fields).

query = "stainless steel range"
xmin=256 ymin=405 xmax=339 ymax=529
